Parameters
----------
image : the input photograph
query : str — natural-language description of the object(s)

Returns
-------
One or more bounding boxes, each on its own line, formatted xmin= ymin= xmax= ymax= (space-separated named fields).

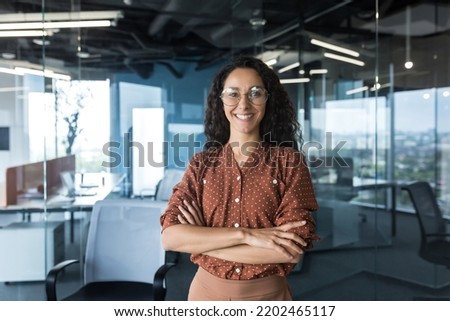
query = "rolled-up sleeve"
xmin=160 ymin=154 xmax=202 ymax=231
xmin=273 ymin=150 xmax=319 ymax=249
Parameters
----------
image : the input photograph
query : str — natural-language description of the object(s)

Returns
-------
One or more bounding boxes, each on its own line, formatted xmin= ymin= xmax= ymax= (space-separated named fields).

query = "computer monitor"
xmin=60 ymin=171 xmax=97 ymax=197
xmin=60 ymin=171 xmax=76 ymax=197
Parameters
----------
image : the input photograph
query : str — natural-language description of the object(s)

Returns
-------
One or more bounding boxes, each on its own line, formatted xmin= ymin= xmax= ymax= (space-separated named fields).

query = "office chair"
xmin=154 ymin=169 xmax=185 ymax=201
xmin=45 ymin=199 xmax=177 ymax=300
xmin=402 ymin=181 xmax=450 ymax=268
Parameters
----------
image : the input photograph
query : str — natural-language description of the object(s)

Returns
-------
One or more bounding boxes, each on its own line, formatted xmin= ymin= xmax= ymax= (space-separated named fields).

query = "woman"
xmin=160 ymin=56 xmax=318 ymax=301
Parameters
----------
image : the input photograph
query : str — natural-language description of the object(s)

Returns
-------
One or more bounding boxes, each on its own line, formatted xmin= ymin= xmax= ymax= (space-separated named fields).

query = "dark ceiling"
xmin=0 ymin=0 xmax=448 ymax=83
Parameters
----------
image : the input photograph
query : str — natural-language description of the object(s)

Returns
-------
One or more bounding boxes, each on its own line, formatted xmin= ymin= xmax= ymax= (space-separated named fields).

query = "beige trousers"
xmin=188 ymin=267 xmax=292 ymax=301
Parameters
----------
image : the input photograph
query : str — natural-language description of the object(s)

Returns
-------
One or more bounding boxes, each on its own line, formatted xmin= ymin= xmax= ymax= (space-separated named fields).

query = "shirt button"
xmin=272 ymin=179 xmax=278 ymax=184
xmin=237 ymin=176 xmax=241 ymax=181
xmin=235 ymin=268 xmax=241 ymax=273
xmin=234 ymin=197 xmax=240 ymax=203
xmin=234 ymin=223 xmax=240 ymax=228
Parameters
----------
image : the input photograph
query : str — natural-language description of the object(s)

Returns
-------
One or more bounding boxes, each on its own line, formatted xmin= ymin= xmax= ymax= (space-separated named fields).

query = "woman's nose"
xmin=237 ymin=94 xmax=250 ymax=109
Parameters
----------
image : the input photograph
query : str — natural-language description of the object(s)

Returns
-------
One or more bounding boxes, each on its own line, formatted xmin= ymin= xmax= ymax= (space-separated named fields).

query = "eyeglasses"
xmin=220 ymin=86 xmax=269 ymax=106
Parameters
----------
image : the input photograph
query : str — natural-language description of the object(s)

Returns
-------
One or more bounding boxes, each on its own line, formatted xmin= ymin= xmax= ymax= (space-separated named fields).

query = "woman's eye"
xmin=249 ymin=90 xmax=262 ymax=98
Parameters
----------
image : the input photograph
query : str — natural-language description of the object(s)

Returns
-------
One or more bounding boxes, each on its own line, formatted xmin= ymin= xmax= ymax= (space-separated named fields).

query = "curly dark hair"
xmin=204 ymin=56 xmax=302 ymax=151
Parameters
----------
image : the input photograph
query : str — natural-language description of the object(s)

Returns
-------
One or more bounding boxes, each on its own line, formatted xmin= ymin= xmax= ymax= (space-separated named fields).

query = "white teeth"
xmin=235 ymin=114 xmax=253 ymax=120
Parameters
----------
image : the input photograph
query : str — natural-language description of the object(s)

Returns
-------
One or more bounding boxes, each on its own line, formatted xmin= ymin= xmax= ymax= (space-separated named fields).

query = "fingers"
xmin=273 ymin=230 xmax=308 ymax=247
xmin=277 ymin=220 xmax=307 ymax=231
xmin=191 ymin=200 xmax=201 ymax=213
xmin=273 ymin=221 xmax=308 ymax=247
xmin=178 ymin=205 xmax=197 ymax=225
xmin=263 ymin=231 xmax=304 ymax=256
xmin=276 ymin=237 xmax=304 ymax=256
xmin=274 ymin=244 xmax=303 ymax=262
xmin=257 ymin=235 xmax=304 ymax=262
xmin=185 ymin=200 xmax=205 ymax=225
xmin=177 ymin=200 xmax=205 ymax=226
xmin=178 ymin=214 xmax=189 ymax=224
xmin=245 ymin=228 xmax=305 ymax=257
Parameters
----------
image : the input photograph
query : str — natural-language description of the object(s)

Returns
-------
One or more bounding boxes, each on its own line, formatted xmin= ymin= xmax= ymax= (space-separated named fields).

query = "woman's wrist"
xmin=239 ymin=227 xmax=251 ymax=245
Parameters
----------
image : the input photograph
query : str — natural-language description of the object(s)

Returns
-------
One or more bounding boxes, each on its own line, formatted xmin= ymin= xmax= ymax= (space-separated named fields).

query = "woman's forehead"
xmin=223 ymin=68 xmax=264 ymax=88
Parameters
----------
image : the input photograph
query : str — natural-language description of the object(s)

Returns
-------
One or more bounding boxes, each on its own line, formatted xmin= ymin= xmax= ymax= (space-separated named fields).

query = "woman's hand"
xmin=177 ymin=200 xmax=205 ymax=226
xmin=242 ymin=221 xmax=308 ymax=260
xmin=177 ymin=200 xmax=306 ymax=261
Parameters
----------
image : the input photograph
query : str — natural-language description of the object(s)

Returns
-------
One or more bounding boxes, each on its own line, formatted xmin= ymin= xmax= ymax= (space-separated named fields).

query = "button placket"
xmin=233 ymin=168 xmax=243 ymax=230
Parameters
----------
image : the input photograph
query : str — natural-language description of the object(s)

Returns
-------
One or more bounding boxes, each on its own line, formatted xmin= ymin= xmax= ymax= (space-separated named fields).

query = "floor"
xmin=1 ymin=207 xmax=450 ymax=301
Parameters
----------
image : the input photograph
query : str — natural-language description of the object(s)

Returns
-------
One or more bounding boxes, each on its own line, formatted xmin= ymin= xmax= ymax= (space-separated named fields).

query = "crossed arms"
xmin=161 ymin=200 xmax=308 ymax=265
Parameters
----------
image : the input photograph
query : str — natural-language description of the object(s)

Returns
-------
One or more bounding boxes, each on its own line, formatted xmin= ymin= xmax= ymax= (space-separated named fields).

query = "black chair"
xmin=402 ymin=181 xmax=450 ymax=268
xmin=46 ymin=199 xmax=178 ymax=300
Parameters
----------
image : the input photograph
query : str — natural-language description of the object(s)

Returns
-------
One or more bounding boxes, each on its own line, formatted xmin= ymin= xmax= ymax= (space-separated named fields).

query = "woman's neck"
xmin=227 ymin=132 xmax=261 ymax=149
xmin=227 ymin=136 xmax=261 ymax=166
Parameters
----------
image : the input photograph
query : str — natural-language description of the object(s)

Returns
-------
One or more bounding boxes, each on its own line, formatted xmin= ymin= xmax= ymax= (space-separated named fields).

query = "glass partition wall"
xmin=0 ymin=0 xmax=449 ymax=300
xmin=0 ymin=0 xmax=105 ymax=299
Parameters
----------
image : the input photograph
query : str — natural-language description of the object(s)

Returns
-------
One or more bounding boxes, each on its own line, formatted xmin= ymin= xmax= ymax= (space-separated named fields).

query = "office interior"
xmin=0 ymin=0 xmax=449 ymax=300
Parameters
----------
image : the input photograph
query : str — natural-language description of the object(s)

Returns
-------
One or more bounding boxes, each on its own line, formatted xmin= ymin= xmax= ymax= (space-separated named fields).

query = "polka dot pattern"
xmin=160 ymin=143 xmax=319 ymax=280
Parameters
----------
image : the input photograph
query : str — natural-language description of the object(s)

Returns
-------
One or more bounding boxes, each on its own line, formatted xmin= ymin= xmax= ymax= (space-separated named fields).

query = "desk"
xmin=0 ymin=221 xmax=64 ymax=282
xmin=0 ymin=173 xmax=124 ymax=242
xmin=2 ymin=196 xmax=102 ymax=243
xmin=0 ymin=173 xmax=128 ymax=283
xmin=313 ymin=176 xmax=399 ymax=237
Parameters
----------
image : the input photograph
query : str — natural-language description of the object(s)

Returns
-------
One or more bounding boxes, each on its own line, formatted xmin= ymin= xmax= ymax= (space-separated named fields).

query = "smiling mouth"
xmin=234 ymin=114 xmax=254 ymax=120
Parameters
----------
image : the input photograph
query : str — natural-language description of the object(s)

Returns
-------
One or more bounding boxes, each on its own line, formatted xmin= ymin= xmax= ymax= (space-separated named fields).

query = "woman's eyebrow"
xmin=223 ymin=85 xmax=264 ymax=91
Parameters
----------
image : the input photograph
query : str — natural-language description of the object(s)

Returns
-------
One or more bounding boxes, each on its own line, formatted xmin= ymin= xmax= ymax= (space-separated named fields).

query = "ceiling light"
xmin=0 ymin=30 xmax=47 ymax=37
xmin=278 ymin=62 xmax=300 ymax=73
xmin=0 ymin=11 xmax=123 ymax=22
xmin=311 ymin=38 xmax=360 ymax=57
xmin=249 ymin=18 xmax=266 ymax=27
xmin=0 ymin=67 xmax=24 ymax=75
xmin=0 ymin=86 xmax=28 ymax=92
xmin=370 ymin=83 xmax=390 ymax=91
xmin=0 ymin=11 xmax=122 ymax=37
xmin=346 ymin=86 xmax=369 ymax=95
xmin=309 ymin=69 xmax=328 ymax=75
xmin=404 ymin=61 xmax=413 ymax=69
xmin=14 ymin=67 xmax=47 ymax=76
xmin=32 ymin=38 xmax=51 ymax=46
xmin=1 ymin=52 xmax=15 ymax=59
xmin=324 ymin=52 xmax=365 ymax=66
xmin=0 ymin=20 xmax=112 ymax=30
xmin=372 ymin=83 xmax=381 ymax=91
xmin=264 ymin=58 xmax=278 ymax=66
xmin=299 ymin=69 xmax=305 ymax=75
xmin=404 ymin=6 xmax=413 ymax=70
xmin=77 ymin=51 xmax=91 ymax=59
xmin=48 ymin=72 xmax=71 ymax=81
xmin=14 ymin=67 xmax=71 ymax=80
xmin=280 ymin=78 xmax=310 ymax=84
